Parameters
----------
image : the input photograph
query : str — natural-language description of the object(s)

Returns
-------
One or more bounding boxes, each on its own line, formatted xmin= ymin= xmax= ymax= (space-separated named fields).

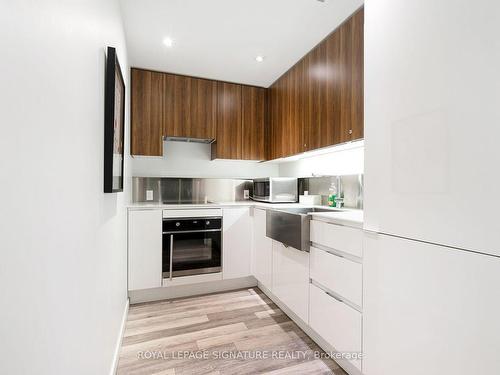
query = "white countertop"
xmin=128 ymin=201 xmax=255 ymax=209
xmin=128 ymin=201 xmax=363 ymax=228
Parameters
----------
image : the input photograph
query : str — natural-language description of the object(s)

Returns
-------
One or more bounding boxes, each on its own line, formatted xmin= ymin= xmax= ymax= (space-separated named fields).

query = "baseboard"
xmin=129 ymin=276 xmax=258 ymax=304
xmin=257 ymin=282 xmax=363 ymax=375
xmin=109 ymin=298 xmax=129 ymax=375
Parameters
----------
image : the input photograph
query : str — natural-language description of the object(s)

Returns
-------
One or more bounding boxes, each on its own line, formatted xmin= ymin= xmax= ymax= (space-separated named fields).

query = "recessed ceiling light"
xmin=255 ymin=55 xmax=264 ymax=62
xmin=163 ymin=37 xmax=174 ymax=47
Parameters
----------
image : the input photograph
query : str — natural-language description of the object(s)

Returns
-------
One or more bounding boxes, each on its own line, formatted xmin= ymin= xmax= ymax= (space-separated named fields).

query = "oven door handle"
xmin=169 ymin=234 xmax=174 ymax=281
xmin=163 ymin=229 xmax=221 ymax=234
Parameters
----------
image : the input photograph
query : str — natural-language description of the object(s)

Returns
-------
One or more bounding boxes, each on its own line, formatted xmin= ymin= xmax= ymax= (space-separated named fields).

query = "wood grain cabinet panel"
xmin=269 ymin=79 xmax=284 ymax=159
xmin=278 ymin=73 xmax=290 ymax=156
xmin=241 ymin=86 xmax=267 ymax=160
xmin=325 ymin=29 xmax=342 ymax=146
xmin=268 ymin=85 xmax=278 ymax=160
xmin=349 ymin=9 xmax=364 ymax=141
xmin=287 ymin=63 xmax=304 ymax=155
xmin=212 ymin=82 xmax=242 ymax=159
xmin=163 ymin=74 xmax=217 ymax=140
xmin=337 ymin=8 xmax=364 ymax=143
xmin=131 ymin=69 xmax=164 ymax=156
xmin=305 ymin=41 xmax=327 ymax=151
xmin=268 ymin=7 xmax=364 ymax=159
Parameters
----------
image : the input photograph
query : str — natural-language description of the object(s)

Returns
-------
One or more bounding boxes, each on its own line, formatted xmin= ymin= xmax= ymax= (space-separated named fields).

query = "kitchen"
xmin=1 ymin=1 xmax=499 ymax=375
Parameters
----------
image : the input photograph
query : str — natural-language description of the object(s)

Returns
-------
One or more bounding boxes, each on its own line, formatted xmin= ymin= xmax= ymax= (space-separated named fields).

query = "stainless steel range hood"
xmin=165 ymin=136 xmax=214 ymax=144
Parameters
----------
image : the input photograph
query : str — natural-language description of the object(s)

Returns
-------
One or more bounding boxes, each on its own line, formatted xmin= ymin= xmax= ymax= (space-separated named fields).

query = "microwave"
xmin=252 ymin=177 xmax=298 ymax=203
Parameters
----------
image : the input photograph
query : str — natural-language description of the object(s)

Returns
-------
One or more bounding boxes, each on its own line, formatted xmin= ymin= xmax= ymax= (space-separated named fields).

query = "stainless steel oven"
xmin=162 ymin=211 xmax=222 ymax=279
xmin=252 ymin=177 xmax=298 ymax=203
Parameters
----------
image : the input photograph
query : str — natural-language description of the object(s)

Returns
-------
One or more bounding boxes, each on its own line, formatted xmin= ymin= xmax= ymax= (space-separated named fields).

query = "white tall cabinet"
xmin=364 ymin=0 xmax=500 ymax=255
xmin=364 ymin=0 xmax=500 ymax=374
xmin=252 ymin=208 xmax=273 ymax=290
xmin=128 ymin=209 xmax=162 ymax=291
xmin=363 ymin=233 xmax=500 ymax=375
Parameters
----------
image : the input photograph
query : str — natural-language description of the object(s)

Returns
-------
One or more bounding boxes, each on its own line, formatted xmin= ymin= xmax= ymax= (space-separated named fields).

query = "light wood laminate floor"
xmin=117 ymin=288 xmax=347 ymax=375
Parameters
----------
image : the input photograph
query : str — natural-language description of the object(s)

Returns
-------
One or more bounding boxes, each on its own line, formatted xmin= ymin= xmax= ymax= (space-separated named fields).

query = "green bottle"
xmin=328 ymin=182 xmax=337 ymax=207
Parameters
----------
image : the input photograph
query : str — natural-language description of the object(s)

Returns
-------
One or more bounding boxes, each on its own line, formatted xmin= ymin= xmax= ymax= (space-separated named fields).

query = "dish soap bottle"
xmin=328 ymin=182 xmax=337 ymax=207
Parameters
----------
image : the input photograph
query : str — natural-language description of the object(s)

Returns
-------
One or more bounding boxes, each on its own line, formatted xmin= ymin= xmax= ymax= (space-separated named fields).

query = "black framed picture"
xmin=104 ymin=46 xmax=125 ymax=193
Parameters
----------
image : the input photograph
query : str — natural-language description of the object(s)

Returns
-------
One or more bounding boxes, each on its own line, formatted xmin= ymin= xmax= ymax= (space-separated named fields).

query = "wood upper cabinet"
xmin=269 ymin=7 xmax=364 ymax=159
xmin=163 ymin=74 xmax=217 ymax=140
xmin=268 ymin=83 xmax=278 ymax=159
xmin=131 ymin=8 xmax=362 ymax=160
xmin=286 ymin=63 xmax=304 ymax=156
xmin=270 ymin=59 xmax=306 ymax=159
xmin=325 ymin=27 xmax=342 ymax=146
xmin=331 ymin=7 xmax=364 ymax=144
xmin=269 ymin=78 xmax=284 ymax=159
xmin=348 ymin=8 xmax=364 ymax=141
xmin=304 ymin=41 xmax=327 ymax=152
xmin=131 ymin=68 xmax=267 ymax=160
xmin=241 ymin=86 xmax=267 ymax=160
xmin=131 ymin=69 xmax=164 ymax=156
xmin=212 ymin=83 xmax=267 ymax=160
xmin=211 ymin=82 xmax=242 ymax=159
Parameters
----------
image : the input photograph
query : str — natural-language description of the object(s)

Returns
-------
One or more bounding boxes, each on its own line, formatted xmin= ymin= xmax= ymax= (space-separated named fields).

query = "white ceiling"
xmin=119 ymin=0 xmax=364 ymax=87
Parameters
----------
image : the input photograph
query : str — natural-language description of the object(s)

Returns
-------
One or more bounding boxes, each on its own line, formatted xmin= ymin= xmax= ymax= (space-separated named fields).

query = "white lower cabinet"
xmin=252 ymin=208 xmax=273 ymax=290
xmin=309 ymin=219 xmax=364 ymax=374
xmin=128 ymin=209 xmax=163 ymax=291
xmin=311 ymin=220 xmax=363 ymax=258
xmin=310 ymin=283 xmax=362 ymax=371
xmin=310 ymin=246 xmax=362 ymax=308
xmin=222 ymin=207 xmax=252 ymax=279
xmin=272 ymin=241 xmax=309 ymax=323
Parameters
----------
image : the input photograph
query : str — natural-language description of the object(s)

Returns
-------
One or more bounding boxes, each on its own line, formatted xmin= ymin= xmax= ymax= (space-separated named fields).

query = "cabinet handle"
xmin=325 ymin=290 xmax=343 ymax=303
xmin=169 ymin=234 xmax=174 ymax=281
xmin=322 ymin=247 xmax=345 ymax=258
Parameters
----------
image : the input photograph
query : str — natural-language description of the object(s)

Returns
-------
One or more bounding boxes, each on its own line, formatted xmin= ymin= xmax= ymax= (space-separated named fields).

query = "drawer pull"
xmin=325 ymin=249 xmax=345 ymax=258
xmin=325 ymin=290 xmax=344 ymax=303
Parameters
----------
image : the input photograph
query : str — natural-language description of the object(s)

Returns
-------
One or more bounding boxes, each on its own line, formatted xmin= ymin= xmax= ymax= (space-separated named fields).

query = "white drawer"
xmin=310 ymin=246 xmax=362 ymax=308
xmin=310 ymin=283 xmax=362 ymax=371
xmin=310 ymin=220 xmax=363 ymax=258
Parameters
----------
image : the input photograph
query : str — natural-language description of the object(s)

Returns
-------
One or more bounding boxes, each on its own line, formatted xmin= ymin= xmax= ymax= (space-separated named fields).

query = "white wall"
xmin=132 ymin=140 xmax=279 ymax=178
xmin=0 ymin=1 xmax=129 ymax=374
xmin=278 ymin=143 xmax=364 ymax=177
xmin=132 ymin=141 xmax=363 ymax=179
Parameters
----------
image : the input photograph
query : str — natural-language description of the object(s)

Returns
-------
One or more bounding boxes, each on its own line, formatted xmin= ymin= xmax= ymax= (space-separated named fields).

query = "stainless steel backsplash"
xmin=133 ymin=175 xmax=363 ymax=208
xmin=298 ymin=175 xmax=363 ymax=209
xmin=132 ymin=177 xmax=253 ymax=203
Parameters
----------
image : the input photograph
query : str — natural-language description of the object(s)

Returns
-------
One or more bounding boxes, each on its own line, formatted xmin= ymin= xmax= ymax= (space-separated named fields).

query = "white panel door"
xmin=272 ymin=241 xmax=309 ymax=323
xmin=252 ymin=208 xmax=272 ymax=290
xmin=310 ymin=283 xmax=362 ymax=371
xmin=364 ymin=0 xmax=500 ymax=255
xmin=363 ymin=232 xmax=500 ymax=375
xmin=310 ymin=220 xmax=363 ymax=258
xmin=310 ymin=246 xmax=362 ymax=308
xmin=128 ymin=209 xmax=163 ymax=291
xmin=222 ymin=207 xmax=252 ymax=279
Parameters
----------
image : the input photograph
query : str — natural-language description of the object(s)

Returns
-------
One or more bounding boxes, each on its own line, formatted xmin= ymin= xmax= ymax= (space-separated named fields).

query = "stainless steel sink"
xmin=265 ymin=207 xmax=342 ymax=251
